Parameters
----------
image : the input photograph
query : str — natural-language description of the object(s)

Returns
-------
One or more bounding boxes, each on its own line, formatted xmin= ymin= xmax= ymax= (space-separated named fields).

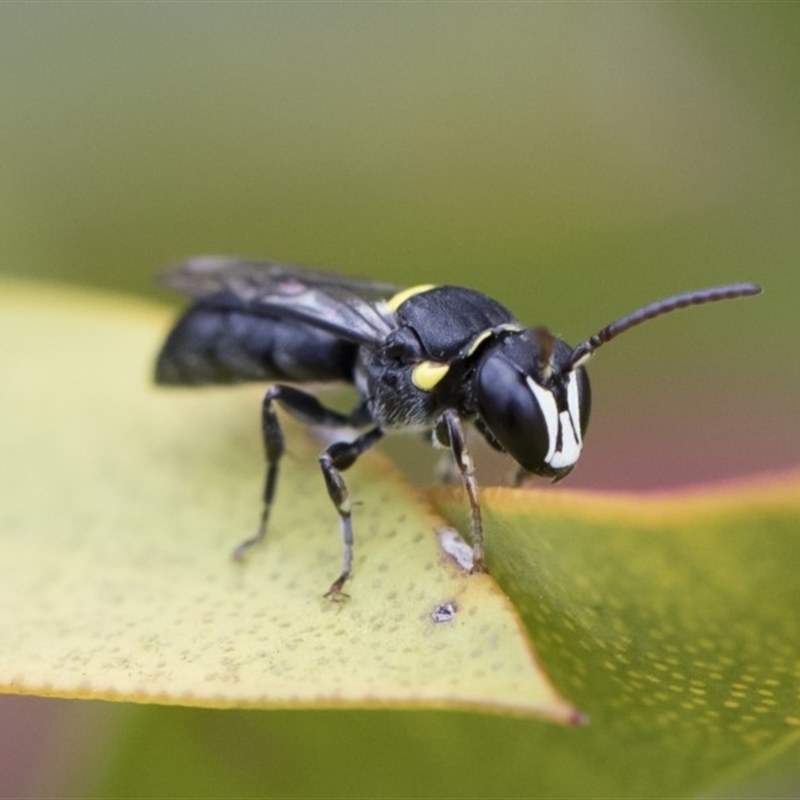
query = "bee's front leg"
xmin=435 ymin=411 xmax=485 ymax=573
xmin=319 ymin=427 xmax=384 ymax=600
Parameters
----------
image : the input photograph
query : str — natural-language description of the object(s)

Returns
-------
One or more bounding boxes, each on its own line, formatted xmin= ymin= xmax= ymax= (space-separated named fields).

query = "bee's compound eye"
xmin=475 ymin=354 xmax=551 ymax=473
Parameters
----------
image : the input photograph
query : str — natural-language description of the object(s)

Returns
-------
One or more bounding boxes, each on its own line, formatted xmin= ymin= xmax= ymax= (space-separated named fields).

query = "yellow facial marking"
xmin=412 ymin=361 xmax=450 ymax=391
xmin=385 ymin=284 xmax=437 ymax=313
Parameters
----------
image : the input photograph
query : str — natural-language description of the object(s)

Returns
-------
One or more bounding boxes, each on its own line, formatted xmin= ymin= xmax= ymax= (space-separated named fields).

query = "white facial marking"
xmin=558 ymin=373 xmax=584 ymax=468
xmin=525 ymin=377 xmax=559 ymax=460
xmin=525 ymin=375 xmax=583 ymax=469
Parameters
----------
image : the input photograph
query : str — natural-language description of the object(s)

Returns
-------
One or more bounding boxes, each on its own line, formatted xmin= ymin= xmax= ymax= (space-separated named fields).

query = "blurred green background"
xmin=1 ymin=3 xmax=798 ymax=797
xmin=2 ymin=2 xmax=798 ymax=491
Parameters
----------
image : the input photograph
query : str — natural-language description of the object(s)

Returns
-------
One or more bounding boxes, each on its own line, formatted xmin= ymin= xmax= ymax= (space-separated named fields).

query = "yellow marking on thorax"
xmin=465 ymin=323 xmax=523 ymax=356
xmin=385 ymin=284 xmax=437 ymax=313
xmin=412 ymin=360 xmax=450 ymax=391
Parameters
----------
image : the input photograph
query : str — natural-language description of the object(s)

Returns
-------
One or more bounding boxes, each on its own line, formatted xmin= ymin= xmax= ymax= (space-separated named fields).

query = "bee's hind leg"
xmin=233 ymin=385 xmax=368 ymax=562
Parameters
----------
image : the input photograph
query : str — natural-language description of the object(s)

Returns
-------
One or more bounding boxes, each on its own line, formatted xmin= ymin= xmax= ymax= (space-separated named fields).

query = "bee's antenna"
xmin=568 ymin=283 xmax=762 ymax=370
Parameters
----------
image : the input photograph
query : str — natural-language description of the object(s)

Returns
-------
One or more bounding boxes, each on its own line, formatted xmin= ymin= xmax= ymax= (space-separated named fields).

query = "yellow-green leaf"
xmin=95 ymin=473 xmax=800 ymax=798
xmin=431 ymin=477 xmax=800 ymax=795
xmin=5 ymin=278 xmax=799 ymax=798
xmin=0 ymin=279 xmax=576 ymax=722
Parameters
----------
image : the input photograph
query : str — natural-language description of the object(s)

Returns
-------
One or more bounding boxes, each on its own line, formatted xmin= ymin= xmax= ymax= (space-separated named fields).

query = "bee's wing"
xmin=161 ymin=256 xmax=401 ymax=348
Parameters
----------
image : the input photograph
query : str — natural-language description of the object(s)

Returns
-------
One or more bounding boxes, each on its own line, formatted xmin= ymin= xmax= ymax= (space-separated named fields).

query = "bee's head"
xmin=475 ymin=282 xmax=761 ymax=478
xmin=475 ymin=328 xmax=590 ymax=478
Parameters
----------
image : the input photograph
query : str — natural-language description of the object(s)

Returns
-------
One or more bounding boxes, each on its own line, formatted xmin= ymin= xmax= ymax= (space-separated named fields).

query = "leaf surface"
xmin=98 ymin=474 xmax=800 ymax=798
xmin=0 ymin=279 xmax=574 ymax=721
xmin=3 ymin=279 xmax=799 ymax=797
xmin=432 ymin=476 xmax=800 ymax=795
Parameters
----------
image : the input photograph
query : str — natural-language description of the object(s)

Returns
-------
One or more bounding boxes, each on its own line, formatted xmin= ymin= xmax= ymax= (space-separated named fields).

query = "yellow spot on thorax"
xmin=465 ymin=328 xmax=494 ymax=356
xmin=385 ymin=284 xmax=437 ymax=313
xmin=412 ymin=361 xmax=450 ymax=391
xmin=466 ymin=324 xmax=522 ymax=356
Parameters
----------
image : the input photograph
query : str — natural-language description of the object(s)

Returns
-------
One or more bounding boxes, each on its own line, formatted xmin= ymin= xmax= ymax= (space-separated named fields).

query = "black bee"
xmin=156 ymin=257 xmax=760 ymax=598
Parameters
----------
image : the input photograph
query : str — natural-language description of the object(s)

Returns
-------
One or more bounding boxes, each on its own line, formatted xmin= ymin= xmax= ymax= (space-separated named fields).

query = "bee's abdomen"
xmin=155 ymin=305 xmax=358 ymax=386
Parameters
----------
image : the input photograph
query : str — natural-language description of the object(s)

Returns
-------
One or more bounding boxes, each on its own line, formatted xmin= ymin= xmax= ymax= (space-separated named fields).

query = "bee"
xmin=156 ymin=257 xmax=760 ymax=598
